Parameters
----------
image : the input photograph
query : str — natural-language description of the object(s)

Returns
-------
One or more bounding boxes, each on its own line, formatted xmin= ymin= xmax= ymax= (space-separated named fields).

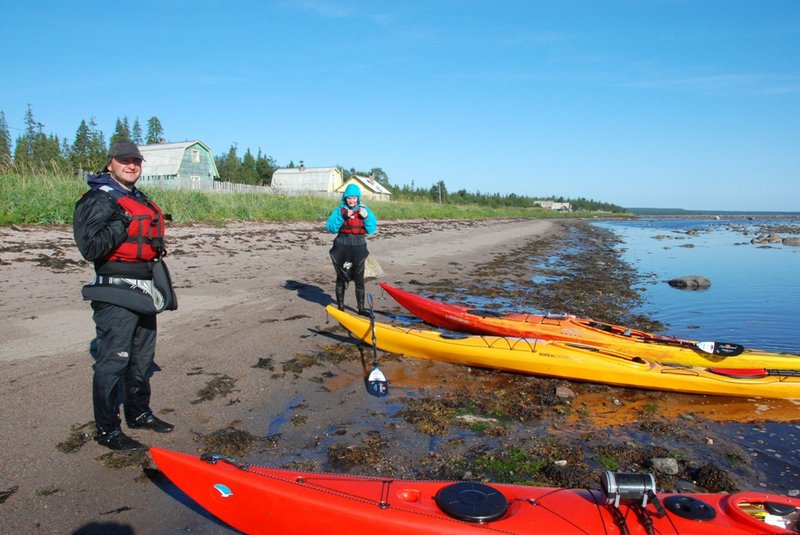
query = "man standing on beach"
xmin=73 ymin=141 xmax=177 ymax=451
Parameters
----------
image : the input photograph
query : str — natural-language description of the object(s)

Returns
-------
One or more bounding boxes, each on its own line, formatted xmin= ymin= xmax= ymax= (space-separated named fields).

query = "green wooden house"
xmin=138 ymin=141 xmax=220 ymax=190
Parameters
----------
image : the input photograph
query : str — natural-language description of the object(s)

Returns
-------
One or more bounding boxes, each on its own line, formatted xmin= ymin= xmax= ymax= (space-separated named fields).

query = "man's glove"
xmin=358 ymin=207 xmax=368 ymax=218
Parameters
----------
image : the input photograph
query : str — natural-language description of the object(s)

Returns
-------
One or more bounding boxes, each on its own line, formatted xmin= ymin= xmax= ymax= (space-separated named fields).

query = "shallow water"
xmin=594 ymin=218 xmax=800 ymax=493
xmin=594 ymin=218 xmax=800 ymax=354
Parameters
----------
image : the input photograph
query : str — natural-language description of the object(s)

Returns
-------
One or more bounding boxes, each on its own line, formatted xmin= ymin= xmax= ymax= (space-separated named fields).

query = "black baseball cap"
xmin=100 ymin=141 xmax=145 ymax=173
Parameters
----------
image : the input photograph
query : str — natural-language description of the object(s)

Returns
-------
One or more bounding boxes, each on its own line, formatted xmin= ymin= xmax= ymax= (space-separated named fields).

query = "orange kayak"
xmin=380 ymin=283 xmax=800 ymax=370
xmin=150 ymin=447 xmax=800 ymax=534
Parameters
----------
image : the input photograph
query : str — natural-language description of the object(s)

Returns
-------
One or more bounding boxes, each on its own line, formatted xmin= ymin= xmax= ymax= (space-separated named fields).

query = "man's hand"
xmin=358 ymin=207 xmax=368 ymax=218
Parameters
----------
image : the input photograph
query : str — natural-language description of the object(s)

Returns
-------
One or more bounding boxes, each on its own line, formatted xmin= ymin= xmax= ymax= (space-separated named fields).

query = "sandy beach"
xmin=0 ymin=218 xmax=559 ymax=534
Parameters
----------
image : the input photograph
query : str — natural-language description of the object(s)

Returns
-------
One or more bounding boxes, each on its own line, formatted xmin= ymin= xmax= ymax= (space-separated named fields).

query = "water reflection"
xmin=595 ymin=218 xmax=800 ymax=354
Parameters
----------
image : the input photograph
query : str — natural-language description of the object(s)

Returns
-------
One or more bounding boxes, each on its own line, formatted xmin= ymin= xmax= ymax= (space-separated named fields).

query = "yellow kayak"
xmin=327 ymin=306 xmax=800 ymax=399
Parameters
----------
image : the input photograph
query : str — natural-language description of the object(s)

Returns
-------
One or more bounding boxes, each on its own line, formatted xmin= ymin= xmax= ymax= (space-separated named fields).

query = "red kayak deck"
xmin=151 ymin=447 xmax=800 ymax=534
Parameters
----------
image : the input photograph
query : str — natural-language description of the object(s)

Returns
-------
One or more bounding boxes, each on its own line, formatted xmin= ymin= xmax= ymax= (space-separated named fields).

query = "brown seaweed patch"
xmin=291 ymin=414 xmax=307 ymax=426
xmin=56 ymin=421 xmax=95 ymax=453
xmin=399 ymin=397 xmax=458 ymax=435
xmin=539 ymin=462 xmax=596 ymax=489
xmin=191 ymin=374 xmax=238 ymax=404
xmin=283 ymin=353 xmax=320 ymax=375
xmin=283 ymin=344 xmax=364 ymax=376
xmin=398 ymin=375 xmax=556 ymax=437
xmin=691 ymin=464 xmax=738 ymax=492
xmin=36 ymin=487 xmax=63 ymax=497
xmin=34 ymin=251 xmax=83 ymax=272
xmin=326 ymin=431 xmax=388 ymax=471
xmin=317 ymin=343 xmax=363 ymax=364
xmin=197 ymin=426 xmax=275 ymax=458
xmin=0 ymin=486 xmax=19 ymax=504
xmin=252 ymin=357 xmax=275 ymax=370
xmin=97 ymin=449 xmax=150 ymax=470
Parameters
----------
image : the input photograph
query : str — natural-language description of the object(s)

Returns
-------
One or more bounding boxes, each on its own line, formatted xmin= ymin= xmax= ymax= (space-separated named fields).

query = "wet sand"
xmin=0 ymin=218 xmax=557 ymax=534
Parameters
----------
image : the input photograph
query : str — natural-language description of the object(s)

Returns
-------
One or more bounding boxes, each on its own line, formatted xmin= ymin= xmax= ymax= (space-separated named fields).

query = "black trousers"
xmin=90 ymin=301 xmax=157 ymax=431
xmin=329 ymin=233 xmax=368 ymax=286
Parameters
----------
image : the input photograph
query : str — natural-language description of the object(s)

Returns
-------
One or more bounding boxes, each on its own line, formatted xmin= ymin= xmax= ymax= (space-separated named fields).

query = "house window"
xmin=192 ymin=149 xmax=200 ymax=163
xmin=191 ymin=176 xmax=200 ymax=190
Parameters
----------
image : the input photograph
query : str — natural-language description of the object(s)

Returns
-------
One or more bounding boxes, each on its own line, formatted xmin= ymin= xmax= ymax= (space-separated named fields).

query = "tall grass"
xmin=1 ymin=167 xmax=587 ymax=226
xmin=0 ymin=164 xmax=88 ymax=225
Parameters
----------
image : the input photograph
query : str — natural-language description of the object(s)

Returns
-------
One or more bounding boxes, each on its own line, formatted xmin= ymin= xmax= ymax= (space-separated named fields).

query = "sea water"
xmin=594 ymin=218 xmax=800 ymax=354
xmin=596 ymin=218 xmax=800 ymax=493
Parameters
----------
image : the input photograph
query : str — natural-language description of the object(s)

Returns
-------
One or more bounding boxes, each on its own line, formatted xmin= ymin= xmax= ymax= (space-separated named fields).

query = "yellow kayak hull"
xmin=327 ymin=306 xmax=800 ymax=399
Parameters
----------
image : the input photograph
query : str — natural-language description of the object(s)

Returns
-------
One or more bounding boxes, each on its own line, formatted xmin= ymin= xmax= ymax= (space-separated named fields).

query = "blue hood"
xmin=341 ymin=184 xmax=362 ymax=205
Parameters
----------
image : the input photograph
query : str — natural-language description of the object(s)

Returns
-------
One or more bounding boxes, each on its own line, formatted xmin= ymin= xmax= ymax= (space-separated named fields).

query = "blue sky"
xmin=2 ymin=1 xmax=799 ymax=211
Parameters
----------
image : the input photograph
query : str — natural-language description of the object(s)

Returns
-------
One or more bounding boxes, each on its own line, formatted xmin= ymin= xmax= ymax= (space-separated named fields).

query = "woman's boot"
xmin=335 ymin=280 xmax=346 ymax=311
xmin=355 ymin=286 xmax=367 ymax=316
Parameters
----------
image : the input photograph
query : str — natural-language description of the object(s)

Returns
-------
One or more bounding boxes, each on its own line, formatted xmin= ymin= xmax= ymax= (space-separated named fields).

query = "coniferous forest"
xmin=0 ymin=105 xmax=626 ymax=213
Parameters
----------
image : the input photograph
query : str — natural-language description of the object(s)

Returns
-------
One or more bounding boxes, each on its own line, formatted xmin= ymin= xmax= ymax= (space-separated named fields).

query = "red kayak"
xmin=378 ymin=282 xmax=800 ymax=370
xmin=150 ymin=447 xmax=800 ymax=534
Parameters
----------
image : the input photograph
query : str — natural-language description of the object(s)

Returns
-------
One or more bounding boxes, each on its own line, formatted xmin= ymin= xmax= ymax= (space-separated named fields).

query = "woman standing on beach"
xmin=326 ymin=184 xmax=377 ymax=315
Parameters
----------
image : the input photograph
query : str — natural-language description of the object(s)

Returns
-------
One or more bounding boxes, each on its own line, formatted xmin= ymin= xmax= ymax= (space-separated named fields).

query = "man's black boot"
xmin=335 ymin=281 xmax=346 ymax=311
xmin=355 ymin=287 xmax=368 ymax=316
xmin=96 ymin=428 xmax=146 ymax=451
xmin=127 ymin=412 xmax=175 ymax=433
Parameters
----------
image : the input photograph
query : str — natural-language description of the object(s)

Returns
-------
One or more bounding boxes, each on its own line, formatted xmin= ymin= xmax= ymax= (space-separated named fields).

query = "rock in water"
xmin=667 ymin=275 xmax=711 ymax=290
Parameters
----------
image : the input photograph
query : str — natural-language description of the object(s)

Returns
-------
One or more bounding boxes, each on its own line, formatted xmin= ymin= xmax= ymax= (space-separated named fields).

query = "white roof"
xmin=139 ymin=141 xmax=210 ymax=177
xmin=272 ymin=167 xmax=341 ymax=191
xmin=352 ymin=175 xmax=392 ymax=195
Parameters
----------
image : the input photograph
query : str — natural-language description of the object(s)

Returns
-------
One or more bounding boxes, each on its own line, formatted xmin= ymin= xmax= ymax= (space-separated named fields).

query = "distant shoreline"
xmin=626 ymin=209 xmax=800 ymax=218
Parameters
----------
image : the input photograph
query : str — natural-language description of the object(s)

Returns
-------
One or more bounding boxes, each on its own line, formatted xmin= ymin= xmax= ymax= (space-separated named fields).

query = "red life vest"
xmin=101 ymin=186 xmax=165 ymax=262
xmin=339 ymin=207 xmax=366 ymax=235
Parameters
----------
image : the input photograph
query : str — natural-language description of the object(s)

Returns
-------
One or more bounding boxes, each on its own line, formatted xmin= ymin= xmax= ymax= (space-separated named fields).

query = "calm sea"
xmin=594 ymin=218 xmax=800 ymax=354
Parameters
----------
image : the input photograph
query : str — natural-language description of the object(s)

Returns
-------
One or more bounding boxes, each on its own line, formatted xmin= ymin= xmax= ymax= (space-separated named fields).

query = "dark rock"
xmin=666 ymin=275 xmax=711 ymax=290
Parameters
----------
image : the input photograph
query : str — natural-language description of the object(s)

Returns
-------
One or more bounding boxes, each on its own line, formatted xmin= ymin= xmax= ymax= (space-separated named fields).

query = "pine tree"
xmin=88 ymin=117 xmax=107 ymax=173
xmin=255 ymin=148 xmax=277 ymax=186
xmin=111 ymin=117 xmax=131 ymax=145
xmin=215 ymin=144 xmax=239 ymax=182
xmin=70 ymin=120 xmax=93 ymax=172
xmin=241 ymin=148 xmax=258 ymax=184
xmin=0 ymin=110 xmax=11 ymax=167
xmin=13 ymin=104 xmax=39 ymax=166
xmin=131 ymin=118 xmax=143 ymax=145
xmin=146 ymin=116 xmax=164 ymax=144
